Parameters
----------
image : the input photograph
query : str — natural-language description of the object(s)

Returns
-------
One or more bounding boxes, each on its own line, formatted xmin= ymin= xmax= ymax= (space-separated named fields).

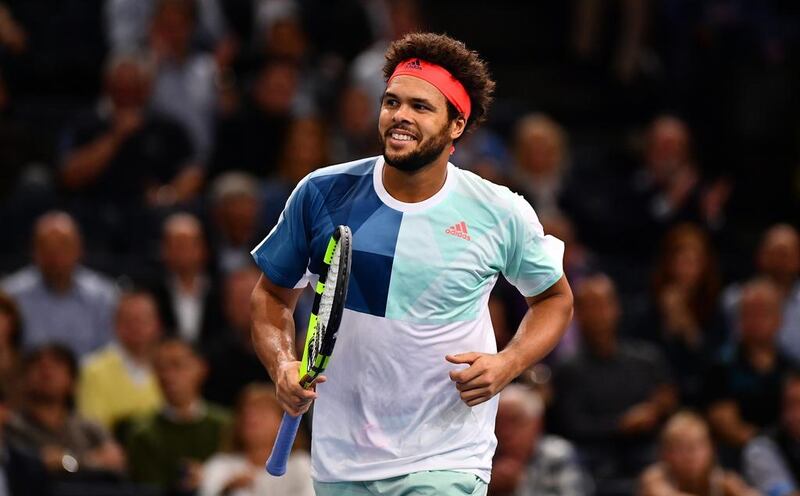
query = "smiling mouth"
xmin=387 ymin=129 xmax=418 ymax=142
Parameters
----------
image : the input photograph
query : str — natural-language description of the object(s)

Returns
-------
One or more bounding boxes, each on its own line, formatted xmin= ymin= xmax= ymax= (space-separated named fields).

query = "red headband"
xmin=388 ymin=58 xmax=471 ymax=122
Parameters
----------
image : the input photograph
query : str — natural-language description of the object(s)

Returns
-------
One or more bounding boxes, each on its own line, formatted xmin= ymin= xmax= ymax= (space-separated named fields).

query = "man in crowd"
xmin=491 ymin=384 xmax=586 ymax=495
xmin=127 ymin=338 xmax=229 ymax=494
xmin=5 ymin=345 xmax=125 ymax=475
xmin=77 ymin=289 xmax=163 ymax=432
xmin=554 ymin=275 xmax=676 ymax=481
xmin=1 ymin=211 xmax=117 ymax=357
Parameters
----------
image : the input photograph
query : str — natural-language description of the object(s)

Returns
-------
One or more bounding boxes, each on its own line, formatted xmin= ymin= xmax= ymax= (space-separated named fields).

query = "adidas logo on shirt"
xmin=445 ymin=221 xmax=471 ymax=240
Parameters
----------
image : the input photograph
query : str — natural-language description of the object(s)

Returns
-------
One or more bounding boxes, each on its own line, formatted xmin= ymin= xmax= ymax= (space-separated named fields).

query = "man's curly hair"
xmin=383 ymin=32 xmax=495 ymax=137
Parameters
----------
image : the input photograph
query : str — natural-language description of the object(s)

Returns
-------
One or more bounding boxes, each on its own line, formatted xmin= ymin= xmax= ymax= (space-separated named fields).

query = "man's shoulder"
xmin=452 ymin=165 xmax=520 ymax=207
xmin=1 ymin=266 xmax=40 ymax=296
xmin=306 ymin=156 xmax=378 ymax=184
xmin=80 ymin=345 xmax=123 ymax=376
xmin=73 ymin=267 xmax=118 ymax=301
xmin=204 ymin=403 xmax=232 ymax=425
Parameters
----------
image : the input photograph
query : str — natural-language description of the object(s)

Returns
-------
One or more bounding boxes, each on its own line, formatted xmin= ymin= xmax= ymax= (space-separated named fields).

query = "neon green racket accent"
xmin=315 ymin=281 xmax=325 ymax=294
xmin=299 ymin=313 xmax=318 ymax=377
xmin=323 ymin=237 xmax=336 ymax=264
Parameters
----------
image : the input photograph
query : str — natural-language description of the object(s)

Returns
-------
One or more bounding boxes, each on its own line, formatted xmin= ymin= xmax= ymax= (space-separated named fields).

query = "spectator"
xmin=639 ymin=411 xmax=757 ymax=496
xmin=59 ymin=53 xmax=198 ymax=211
xmin=208 ymin=172 xmax=263 ymax=276
xmin=149 ymin=0 xmax=218 ymax=172
xmin=0 ymin=292 xmax=21 ymax=404
xmin=705 ymin=279 xmax=795 ymax=460
xmin=5 ymin=345 xmax=126 ymax=476
xmin=540 ymin=213 xmax=595 ymax=362
xmin=724 ymin=224 xmax=800 ymax=363
xmin=0 ymin=430 xmax=49 ymax=496
xmin=127 ymin=338 xmax=230 ymax=493
xmin=260 ymin=116 xmax=330 ymax=229
xmin=491 ymin=384 xmax=586 ymax=496
xmin=744 ymin=371 xmax=800 ymax=495
xmin=554 ymin=274 xmax=676 ymax=481
xmin=1 ymin=211 xmax=118 ymax=358
xmin=150 ymin=213 xmax=223 ymax=348
xmin=642 ymin=223 xmax=726 ymax=406
xmin=77 ymin=289 xmax=163 ymax=432
xmin=210 ymin=58 xmax=299 ymax=180
xmin=330 ymin=84 xmax=381 ymax=163
xmin=511 ymin=113 xmax=570 ymax=217
xmin=106 ymin=0 xmax=227 ymax=55
xmin=200 ymin=383 xmax=313 ymax=496
xmin=203 ymin=267 xmax=269 ymax=407
xmin=626 ymin=116 xmax=730 ymax=238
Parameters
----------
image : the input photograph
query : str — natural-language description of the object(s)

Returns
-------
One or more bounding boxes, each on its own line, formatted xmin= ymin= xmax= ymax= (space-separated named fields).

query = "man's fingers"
xmin=449 ymin=362 xmax=485 ymax=384
xmin=446 ymin=352 xmax=481 ymax=365
xmin=456 ymin=379 xmax=489 ymax=392
xmin=466 ymin=396 xmax=489 ymax=407
xmin=459 ymin=387 xmax=491 ymax=403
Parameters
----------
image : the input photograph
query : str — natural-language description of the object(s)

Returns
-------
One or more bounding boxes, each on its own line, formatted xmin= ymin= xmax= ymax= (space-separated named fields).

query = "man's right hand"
xmin=275 ymin=360 xmax=326 ymax=416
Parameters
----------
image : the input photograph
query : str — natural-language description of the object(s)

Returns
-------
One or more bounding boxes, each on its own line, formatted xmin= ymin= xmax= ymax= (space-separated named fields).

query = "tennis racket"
xmin=266 ymin=225 xmax=352 ymax=476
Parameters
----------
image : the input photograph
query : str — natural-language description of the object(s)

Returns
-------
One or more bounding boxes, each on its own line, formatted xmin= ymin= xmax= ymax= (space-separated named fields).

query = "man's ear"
xmin=450 ymin=116 xmax=467 ymax=141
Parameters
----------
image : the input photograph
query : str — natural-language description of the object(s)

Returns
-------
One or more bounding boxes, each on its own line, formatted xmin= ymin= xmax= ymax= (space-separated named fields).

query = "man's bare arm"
xmin=250 ymin=274 xmax=319 ymax=416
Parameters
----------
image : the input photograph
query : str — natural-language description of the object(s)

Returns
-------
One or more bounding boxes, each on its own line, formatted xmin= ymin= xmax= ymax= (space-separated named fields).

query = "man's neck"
xmin=164 ymin=398 xmax=203 ymax=423
xmin=42 ymin=272 xmax=74 ymax=294
xmin=382 ymin=153 xmax=449 ymax=203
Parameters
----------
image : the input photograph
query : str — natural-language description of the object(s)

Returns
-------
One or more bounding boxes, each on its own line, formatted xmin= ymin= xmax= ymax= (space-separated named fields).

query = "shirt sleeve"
xmin=502 ymin=193 xmax=564 ymax=297
xmin=251 ymin=176 xmax=317 ymax=288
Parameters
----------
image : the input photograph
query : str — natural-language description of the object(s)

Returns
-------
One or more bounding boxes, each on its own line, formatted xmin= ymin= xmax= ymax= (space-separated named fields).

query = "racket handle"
xmin=266 ymin=412 xmax=302 ymax=476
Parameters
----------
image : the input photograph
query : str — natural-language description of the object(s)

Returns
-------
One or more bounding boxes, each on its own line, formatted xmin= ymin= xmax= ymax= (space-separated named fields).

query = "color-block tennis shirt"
xmin=251 ymin=156 xmax=564 ymax=483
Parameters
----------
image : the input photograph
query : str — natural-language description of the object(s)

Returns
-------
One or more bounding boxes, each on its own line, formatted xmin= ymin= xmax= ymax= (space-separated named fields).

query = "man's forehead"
xmin=384 ymin=75 xmax=447 ymax=106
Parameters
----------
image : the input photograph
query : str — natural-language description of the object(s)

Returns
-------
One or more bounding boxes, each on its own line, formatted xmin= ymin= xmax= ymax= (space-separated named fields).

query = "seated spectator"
xmin=554 ymin=275 xmax=677 ymax=481
xmin=628 ymin=116 xmax=729 ymax=233
xmin=200 ymin=384 xmax=313 ymax=496
xmin=723 ymin=224 xmax=800 ymax=363
xmin=59 ymin=52 xmax=197 ymax=211
xmin=491 ymin=384 xmax=587 ymax=496
xmin=0 ymin=291 xmax=21 ymax=404
xmin=639 ymin=412 xmax=757 ymax=496
xmin=150 ymin=213 xmax=223 ymax=348
xmin=743 ymin=371 xmax=800 ymax=495
xmin=77 ymin=289 xmax=163 ymax=431
xmin=642 ymin=223 xmax=726 ymax=407
xmin=209 ymin=58 xmax=298 ymax=181
xmin=149 ymin=0 xmax=218 ymax=170
xmin=260 ymin=116 xmax=329 ymax=225
xmin=510 ymin=113 xmax=570 ymax=218
xmin=5 ymin=345 xmax=126 ymax=476
xmin=0 ymin=359 xmax=57 ymax=496
xmin=330 ymin=84 xmax=381 ymax=163
xmin=1 ymin=211 xmax=118 ymax=358
xmin=203 ymin=267 xmax=270 ymax=406
xmin=209 ymin=173 xmax=263 ymax=276
xmin=705 ymin=279 xmax=795 ymax=462
xmin=127 ymin=338 xmax=230 ymax=493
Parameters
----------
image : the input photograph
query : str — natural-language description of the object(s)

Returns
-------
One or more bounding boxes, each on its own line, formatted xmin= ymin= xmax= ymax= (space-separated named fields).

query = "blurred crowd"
xmin=0 ymin=0 xmax=798 ymax=495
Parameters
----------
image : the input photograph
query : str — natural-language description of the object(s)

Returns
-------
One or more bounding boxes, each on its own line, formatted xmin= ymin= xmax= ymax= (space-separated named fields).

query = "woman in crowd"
xmin=638 ymin=411 xmax=757 ymax=496
xmin=200 ymin=383 xmax=313 ymax=496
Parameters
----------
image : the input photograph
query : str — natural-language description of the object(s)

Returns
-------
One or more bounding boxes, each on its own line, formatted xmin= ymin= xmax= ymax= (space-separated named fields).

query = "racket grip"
xmin=266 ymin=412 xmax=302 ymax=476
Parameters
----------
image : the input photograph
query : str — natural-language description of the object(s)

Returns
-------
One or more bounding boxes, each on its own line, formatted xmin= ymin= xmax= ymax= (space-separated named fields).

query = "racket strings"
xmin=307 ymin=240 xmax=341 ymax=374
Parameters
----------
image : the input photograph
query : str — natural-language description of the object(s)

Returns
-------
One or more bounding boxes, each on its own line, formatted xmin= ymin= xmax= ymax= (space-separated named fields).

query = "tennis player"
xmin=250 ymin=32 xmax=573 ymax=495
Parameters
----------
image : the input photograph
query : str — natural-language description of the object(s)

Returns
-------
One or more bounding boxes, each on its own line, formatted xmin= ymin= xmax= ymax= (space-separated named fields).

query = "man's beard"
xmin=381 ymin=123 xmax=450 ymax=172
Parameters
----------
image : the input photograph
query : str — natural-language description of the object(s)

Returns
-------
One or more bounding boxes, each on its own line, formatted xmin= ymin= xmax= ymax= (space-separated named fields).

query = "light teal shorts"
xmin=313 ymin=470 xmax=488 ymax=496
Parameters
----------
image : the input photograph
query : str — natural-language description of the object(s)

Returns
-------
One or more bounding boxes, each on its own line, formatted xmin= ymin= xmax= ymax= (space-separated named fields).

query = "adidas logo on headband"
xmin=406 ymin=59 xmax=423 ymax=70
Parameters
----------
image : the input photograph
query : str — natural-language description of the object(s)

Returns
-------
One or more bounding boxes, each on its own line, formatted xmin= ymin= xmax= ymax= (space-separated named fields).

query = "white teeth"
xmin=391 ymin=133 xmax=414 ymax=141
